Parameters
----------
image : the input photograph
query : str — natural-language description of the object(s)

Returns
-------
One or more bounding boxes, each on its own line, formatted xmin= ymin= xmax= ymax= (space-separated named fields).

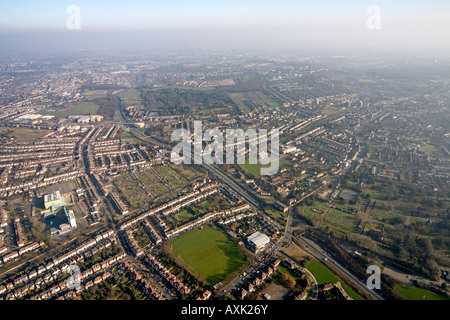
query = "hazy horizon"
xmin=1 ymin=1 xmax=450 ymax=56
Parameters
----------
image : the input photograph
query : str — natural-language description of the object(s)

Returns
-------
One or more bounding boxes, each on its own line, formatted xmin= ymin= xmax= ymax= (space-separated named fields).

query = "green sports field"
xmin=306 ymin=259 xmax=364 ymax=300
xmin=240 ymin=159 xmax=287 ymax=177
xmin=170 ymin=225 xmax=246 ymax=286
xmin=55 ymin=102 xmax=99 ymax=116
xmin=0 ymin=127 xmax=52 ymax=141
xmin=419 ymin=144 xmax=438 ymax=153
xmin=395 ymin=284 xmax=449 ymax=300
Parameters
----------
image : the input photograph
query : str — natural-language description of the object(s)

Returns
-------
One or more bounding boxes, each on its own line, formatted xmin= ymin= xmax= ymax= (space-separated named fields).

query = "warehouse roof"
xmin=248 ymin=231 xmax=270 ymax=249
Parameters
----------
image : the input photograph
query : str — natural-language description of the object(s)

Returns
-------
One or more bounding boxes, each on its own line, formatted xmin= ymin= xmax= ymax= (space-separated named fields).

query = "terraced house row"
xmin=119 ymin=183 xmax=218 ymax=231
xmin=0 ymin=234 xmax=122 ymax=300
xmin=29 ymin=252 xmax=127 ymax=300
xmin=144 ymin=253 xmax=190 ymax=295
xmin=0 ymin=170 xmax=83 ymax=197
xmin=123 ymin=229 xmax=144 ymax=257
xmin=166 ymin=204 xmax=251 ymax=238
xmin=119 ymin=262 xmax=163 ymax=300
xmin=142 ymin=218 xmax=162 ymax=244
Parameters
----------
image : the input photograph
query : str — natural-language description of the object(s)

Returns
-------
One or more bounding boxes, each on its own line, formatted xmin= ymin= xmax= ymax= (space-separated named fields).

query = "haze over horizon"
xmin=1 ymin=0 xmax=450 ymax=56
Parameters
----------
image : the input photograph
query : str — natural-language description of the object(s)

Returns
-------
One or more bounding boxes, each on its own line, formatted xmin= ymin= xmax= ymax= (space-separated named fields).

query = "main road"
xmin=276 ymin=155 xmax=384 ymax=300
xmin=295 ymin=234 xmax=384 ymax=300
xmin=115 ymin=95 xmax=264 ymax=210
xmin=115 ymin=94 xmax=383 ymax=300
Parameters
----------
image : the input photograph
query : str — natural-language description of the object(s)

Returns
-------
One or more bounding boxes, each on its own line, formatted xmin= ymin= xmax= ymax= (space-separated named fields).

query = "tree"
xmin=287 ymin=276 xmax=296 ymax=288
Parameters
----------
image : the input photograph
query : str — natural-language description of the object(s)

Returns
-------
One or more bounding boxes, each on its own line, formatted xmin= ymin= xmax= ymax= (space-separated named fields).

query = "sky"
xmin=1 ymin=1 xmax=449 ymax=54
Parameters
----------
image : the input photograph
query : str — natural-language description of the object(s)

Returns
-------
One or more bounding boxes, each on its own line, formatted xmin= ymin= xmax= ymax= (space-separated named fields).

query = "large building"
xmin=273 ymin=200 xmax=289 ymax=213
xmin=65 ymin=208 xmax=77 ymax=229
xmin=247 ymin=231 xmax=271 ymax=252
xmin=44 ymin=191 xmax=65 ymax=210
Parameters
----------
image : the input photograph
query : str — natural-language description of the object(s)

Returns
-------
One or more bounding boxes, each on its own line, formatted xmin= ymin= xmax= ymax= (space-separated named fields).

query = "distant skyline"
xmin=1 ymin=1 xmax=449 ymax=55
xmin=1 ymin=1 xmax=449 ymax=32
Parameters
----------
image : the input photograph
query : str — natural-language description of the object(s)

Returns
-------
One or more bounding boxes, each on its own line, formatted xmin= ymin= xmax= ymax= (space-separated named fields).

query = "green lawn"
xmin=83 ymin=90 xmax=108 ymax=97
xmin=306 ymin=259 xmax=364 ymax=300
xmin=176 ymin=210 xmax=195 ymax=222
xmin=119 ymin=89 xmax=142 ymax=101
xmin=268 ymin=101 xmax=281 ymax=107
xmin=395 ymin=284 xmax=449 ymax=300
xmin=0 ymin=127 xmax=52 ymax=141
xmin=120 ymin=132 xmax=135 ymax=139
xmin=420 ymin=144 xmax=438 ymax=153
xmin=278 ymin=264 xmax=302 ymax=281
xmin=55 ymin=102 xmax=99 ymax=116
xmin=171 ymin=225 xmax=246 ymax=286
xmin=240 ymin=159 xmax=287 ymax=177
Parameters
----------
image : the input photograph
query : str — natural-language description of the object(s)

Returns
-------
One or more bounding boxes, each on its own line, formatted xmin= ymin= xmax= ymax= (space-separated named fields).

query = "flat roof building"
xmin=64 ymin=208 xmax=77 ymax=229
xmin=44 ymin=191 xmax=65 ymax=210
xmin=273 ymin=200 xmax=289 ymax=213
xmin=247 ymin=231 xmax=270 ymax=252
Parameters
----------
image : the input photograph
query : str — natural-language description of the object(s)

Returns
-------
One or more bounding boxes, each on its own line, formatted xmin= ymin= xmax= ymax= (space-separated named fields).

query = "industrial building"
xmin=247 ymin=231 xmax=271 ymax=252
xmin=64 ymin=208 xmax=77 ymax=229
xmin=44 ymin=190 xmax=64 ymax=210
xmin=273 ymin=200 xmax=289 ymax=213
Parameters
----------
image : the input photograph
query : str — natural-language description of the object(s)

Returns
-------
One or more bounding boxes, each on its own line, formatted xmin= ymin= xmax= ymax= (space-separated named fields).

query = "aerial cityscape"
xmin=0 ymin=0 xmax=449 ymax=309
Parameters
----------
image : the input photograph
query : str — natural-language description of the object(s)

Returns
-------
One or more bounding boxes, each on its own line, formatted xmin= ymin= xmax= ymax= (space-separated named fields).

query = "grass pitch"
xmin=55 ymin=102 xmax=99 ymax=116
xmin=0 ymin=127 xmax=52 ymax=141
xmin=306 ymin=259 xmax=364 ymax=300
xmin=240 ymin=159 xmax=287 ymax=177
xmin=171 ymin=225 xmax=246 ymax=286
xmin=420 ymin=144 xmax=438 ymax=153
xmin=395 ymin=284 xmax=449 ymax=300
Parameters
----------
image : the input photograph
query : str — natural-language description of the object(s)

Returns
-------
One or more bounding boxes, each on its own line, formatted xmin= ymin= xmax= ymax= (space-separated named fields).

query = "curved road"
xmin=295 ymin=234 xmax=384 ymax=300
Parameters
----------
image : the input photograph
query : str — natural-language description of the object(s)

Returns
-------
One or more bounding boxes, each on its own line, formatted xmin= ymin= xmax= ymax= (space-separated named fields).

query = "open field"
xmin=83 ymin=90 xmax=109 ymax=97
xmin=119 ymin=89 xmax=143 ymax=108
xmin=395 ymin=284 xmax=449 ymax=300
xmin=420 ymin=144 xmax=438 ymax=153
xmin=119 ymin=89 xmax=142 ymax=102
xmin=240 ymin=159 xmax=287 ymax=177
xmin=240 ymin=161 xmax=263 ymax=176
xmin=120 ymin=132 xmax=135 ymax=140
xmin=321 ymin=107 xmax=341 ymax=115
xmin=170 ymin=225 xmax=246 ymax=286
xmin=55 ymin=102 xmax=99 ymax=117
xmin=268 ymin=101 xmax=280 ymax=107
xmin=228 ymin=91 xmax=278 ymax=113
xmin=306 ymin=259 xmax=363 ymax=300
xmin=0 ymin=127 xmax=52 ymax=141
xmin=282 ymin=242 xmax=312 ymax=265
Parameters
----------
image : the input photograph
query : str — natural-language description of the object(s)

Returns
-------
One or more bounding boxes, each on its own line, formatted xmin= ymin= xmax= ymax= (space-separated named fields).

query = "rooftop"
xmin=247 ymin=231 xmax=270 ymax=249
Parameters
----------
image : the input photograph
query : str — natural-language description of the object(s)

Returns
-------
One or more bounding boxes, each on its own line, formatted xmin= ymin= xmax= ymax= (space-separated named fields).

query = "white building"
xmin=66 ymin=209 xmax=77 ymax=228
xmin=247 ymin=231 xmax=270 ymax=252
